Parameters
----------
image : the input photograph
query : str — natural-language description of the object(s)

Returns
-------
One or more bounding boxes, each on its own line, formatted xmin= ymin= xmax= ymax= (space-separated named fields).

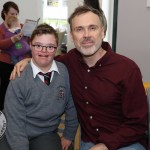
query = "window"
xmin=43 ymin=0 xmax=68 ymax=54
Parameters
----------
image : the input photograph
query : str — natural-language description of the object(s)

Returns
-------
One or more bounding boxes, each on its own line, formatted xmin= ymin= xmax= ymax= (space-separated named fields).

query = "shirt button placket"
xmin=87 ymin=69 xmax=90 ymax=72
xmin=85 ymin=86 xmax=88 ymax=90
xmin=96 ymin=128 xmax=99 ymax=132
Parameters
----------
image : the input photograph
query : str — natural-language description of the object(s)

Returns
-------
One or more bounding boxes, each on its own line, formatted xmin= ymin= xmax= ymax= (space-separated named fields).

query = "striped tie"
xmin=38 ymin=72 xmax=51 ymax=85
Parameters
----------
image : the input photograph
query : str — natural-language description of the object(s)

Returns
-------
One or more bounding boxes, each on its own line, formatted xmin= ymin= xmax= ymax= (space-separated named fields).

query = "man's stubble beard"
xmin=76 ymin=40 xmax=102 ymax=57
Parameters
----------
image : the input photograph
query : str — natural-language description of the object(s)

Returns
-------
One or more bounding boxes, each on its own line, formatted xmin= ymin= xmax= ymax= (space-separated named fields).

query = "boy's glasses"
xmin=32 ymin=44 xmax=57 ymax=52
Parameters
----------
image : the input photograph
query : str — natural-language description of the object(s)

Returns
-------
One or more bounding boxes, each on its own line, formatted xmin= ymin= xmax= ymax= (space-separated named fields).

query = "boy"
xmin=1 ymin=24 xmax=78 ymax=150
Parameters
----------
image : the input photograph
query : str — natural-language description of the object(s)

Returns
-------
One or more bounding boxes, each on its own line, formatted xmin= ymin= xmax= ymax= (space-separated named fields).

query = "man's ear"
xmin=101 ymin=27 xmax=105 ymax=40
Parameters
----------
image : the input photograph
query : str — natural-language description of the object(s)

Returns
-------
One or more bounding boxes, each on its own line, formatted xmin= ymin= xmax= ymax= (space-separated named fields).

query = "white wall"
xmin=0 ymin=0 xmax=43 ymax=24
xmin=102 ymin=0 xmax=114 ymax=46
xmin=0 ymin=0 xmax=111 ymax=50
xmin=116 ymin=0 xmax=150 ymax=82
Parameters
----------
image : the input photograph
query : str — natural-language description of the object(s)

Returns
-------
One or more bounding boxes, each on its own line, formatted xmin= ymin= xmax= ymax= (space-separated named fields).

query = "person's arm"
xmin=0 ymin=28 xmax=13 ymax=49
xmin=4 ymin=79 xmax=29 ymax=150
xmin=98 ymin=67 xmax=148 ymax=150
xmin=0 ymin=28 xmax=23 ymax=49
xmin=63 ymin=86 xmax=78 ymax=142
xmin=10 ymin=58 xmax=31 ymax=80
xmin=62 ymin=66 xmax=79 ymax=148
xmin=61 ymin=136 xmax=72 ymax=150
xmin=10 ymin=49 xmax=69 ymax=80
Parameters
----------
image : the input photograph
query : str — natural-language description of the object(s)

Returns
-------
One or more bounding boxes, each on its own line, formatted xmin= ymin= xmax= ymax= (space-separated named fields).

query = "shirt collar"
xmin=31 ymin=59 xmax=59 ymax=78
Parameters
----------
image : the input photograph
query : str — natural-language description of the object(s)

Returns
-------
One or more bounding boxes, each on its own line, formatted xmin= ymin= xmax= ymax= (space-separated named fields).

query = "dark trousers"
xmin=29 ymin=132 xmax=62 ymax=150
xmin=0 ymin=135 xmax=10 ymax=150
xmin=0 ymin=61 xmax=14 ymax=110
xmin=0 ymin=132 xmax=66 ymax=150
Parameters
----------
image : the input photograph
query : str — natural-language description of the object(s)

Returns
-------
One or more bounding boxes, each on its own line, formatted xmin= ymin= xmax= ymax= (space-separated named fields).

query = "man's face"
xmin=31 ymin=34 xmax=57 ymax=72
xmin=70 ymin=12 xmax=105 ymax=57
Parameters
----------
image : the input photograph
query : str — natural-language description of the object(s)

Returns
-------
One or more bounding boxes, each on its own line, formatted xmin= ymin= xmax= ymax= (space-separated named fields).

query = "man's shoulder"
xmin=55 ymin=61 xmax=68 ymax=71
xmin=67 ymin=48 xmax=77 ymax=55
xmin=114 ymin=52 xmax=139 ymax=69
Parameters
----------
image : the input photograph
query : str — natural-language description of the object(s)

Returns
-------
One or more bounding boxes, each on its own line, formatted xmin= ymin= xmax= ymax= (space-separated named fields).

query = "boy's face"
xmin=31 ymin=34 xmax=57 ymax=72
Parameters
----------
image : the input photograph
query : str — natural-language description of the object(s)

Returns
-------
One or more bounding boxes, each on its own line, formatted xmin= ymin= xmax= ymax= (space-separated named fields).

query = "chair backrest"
xmin=146 ymin=87 xmax=150 ymax=145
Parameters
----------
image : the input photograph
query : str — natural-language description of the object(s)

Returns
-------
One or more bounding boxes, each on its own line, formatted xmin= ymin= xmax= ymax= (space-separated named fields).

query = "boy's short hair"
xmin=30 ymin=23 xmax=58 ymax=46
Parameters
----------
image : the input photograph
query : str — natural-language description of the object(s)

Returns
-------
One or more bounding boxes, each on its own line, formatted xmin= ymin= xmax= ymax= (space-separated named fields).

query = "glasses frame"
xmin=31 ymin=44 xmax=57 ymax=52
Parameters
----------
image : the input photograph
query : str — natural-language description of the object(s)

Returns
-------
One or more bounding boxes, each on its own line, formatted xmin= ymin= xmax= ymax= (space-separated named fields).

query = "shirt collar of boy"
xmin=30 ymin=59 xmax=59 ymax=78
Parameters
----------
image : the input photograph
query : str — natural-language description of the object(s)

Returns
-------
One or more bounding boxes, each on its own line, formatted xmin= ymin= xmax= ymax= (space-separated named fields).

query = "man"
xmin=10 ymin=6 xmax=148 ymax=150
xmin=0 ymin=24 xmax=78 ymax=150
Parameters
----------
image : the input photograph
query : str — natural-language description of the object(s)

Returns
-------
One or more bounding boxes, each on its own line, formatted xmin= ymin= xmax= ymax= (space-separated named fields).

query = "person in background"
xmin=0 ymin=1 xmax=26 ymax=110
xmin=5 ymin=16 xmax=31 ymax=65
xmin=6 ymin=15 xmax=21 ymax=34
xmin=10 ymin=5 xmax=148 ymax=150
xmin=0 ymin=23 xmax=78 ymax=150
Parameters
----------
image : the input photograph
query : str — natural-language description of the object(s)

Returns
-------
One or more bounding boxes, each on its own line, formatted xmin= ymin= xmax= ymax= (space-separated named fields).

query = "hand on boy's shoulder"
xmin=10 ymin=58 xmax=31 ymax=80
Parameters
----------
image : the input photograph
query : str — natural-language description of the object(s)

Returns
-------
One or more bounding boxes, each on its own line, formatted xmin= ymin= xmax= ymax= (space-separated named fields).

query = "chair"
xmin=58 ymin=114 xmax=80 ymax=150
xmin=146 ymin=87 xmax=150 ymax=146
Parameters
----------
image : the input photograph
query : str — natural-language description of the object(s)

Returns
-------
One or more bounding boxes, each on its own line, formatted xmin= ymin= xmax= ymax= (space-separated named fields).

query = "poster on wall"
xmin=47 ymin=0 xmax=59 ymax=6
xmin=147 ymin=0 xmax=150 ymax=7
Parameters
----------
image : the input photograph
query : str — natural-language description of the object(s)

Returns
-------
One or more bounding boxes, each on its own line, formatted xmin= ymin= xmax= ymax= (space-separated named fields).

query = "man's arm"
xmin=98 ymin=67 xmax=148 ymax=150
xmin=10 ymin=58 xmax=31 ymax=80
xmin=62 ymin=65 xmax=79 ymax=148
xmin=10 ymin=50 xmax=69 ymax=80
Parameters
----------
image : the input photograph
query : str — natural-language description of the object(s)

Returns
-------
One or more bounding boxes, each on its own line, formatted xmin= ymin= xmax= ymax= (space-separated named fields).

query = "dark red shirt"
xmin=56 ymin=42 xmax=148 ymax=150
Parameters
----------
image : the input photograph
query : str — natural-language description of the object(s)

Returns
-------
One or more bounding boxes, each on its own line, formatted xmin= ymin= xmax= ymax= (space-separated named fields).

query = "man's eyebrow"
xmin=74 ymin=26 xmax=83 ymax=28
xmin=74 ymin=24 xmax=98 ymax=28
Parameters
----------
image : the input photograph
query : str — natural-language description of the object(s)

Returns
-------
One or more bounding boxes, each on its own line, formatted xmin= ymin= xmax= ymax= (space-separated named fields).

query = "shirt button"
xmin=90 ymin=116 xmax=93 ymax=119
xmin=86 ymin=101 xmax=89 ymax=104
xmin=87 ymin=69 xmax=90 ymax=72
xmin=96 ymin=128 xmax=99 ymax=132
xmin=99 ymin=64 xmax=102 ymax=67
xmin=85 ymin=86 xmax=88 ymax=89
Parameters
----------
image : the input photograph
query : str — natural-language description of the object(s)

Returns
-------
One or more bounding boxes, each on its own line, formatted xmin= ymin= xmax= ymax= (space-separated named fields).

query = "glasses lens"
xmin=32 ymin=44 xmax=57 ymax=52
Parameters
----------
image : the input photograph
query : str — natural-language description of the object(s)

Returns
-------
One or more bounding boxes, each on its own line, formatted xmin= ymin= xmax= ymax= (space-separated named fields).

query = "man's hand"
xmin=10 ymin=58 xmax=31 ymax=80
xmin=61 ymin=137 xmax=72 ymax=150
xmin=89 ymin=143 xmax=109 ymax=150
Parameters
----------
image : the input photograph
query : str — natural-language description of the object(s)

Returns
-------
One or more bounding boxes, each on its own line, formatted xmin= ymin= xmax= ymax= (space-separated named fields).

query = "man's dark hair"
xmin=68 ymin=5 xmax=107 ymax=35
